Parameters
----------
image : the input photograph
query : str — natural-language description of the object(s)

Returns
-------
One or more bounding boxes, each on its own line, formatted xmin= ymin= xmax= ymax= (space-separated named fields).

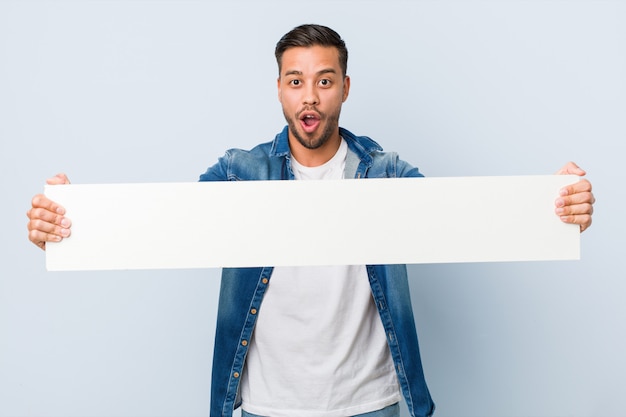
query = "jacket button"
xmin=233 ymin=372 xmax=240 ymax=378
xmin=250 ymin=308 xmax=257 ymax=315
xmin=262 ymin=278 xmax=268 ymax=284
xmin=241 ymin=340 xmax=248 ymax=346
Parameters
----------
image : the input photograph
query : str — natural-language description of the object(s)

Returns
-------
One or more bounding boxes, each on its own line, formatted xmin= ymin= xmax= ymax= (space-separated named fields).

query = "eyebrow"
xmin=284 ymin=68 xmax=338 ymax=77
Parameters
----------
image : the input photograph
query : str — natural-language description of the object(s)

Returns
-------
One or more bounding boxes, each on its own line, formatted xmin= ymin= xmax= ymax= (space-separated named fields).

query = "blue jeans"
xmin=242 ymin=402 xmax=400 ymax=417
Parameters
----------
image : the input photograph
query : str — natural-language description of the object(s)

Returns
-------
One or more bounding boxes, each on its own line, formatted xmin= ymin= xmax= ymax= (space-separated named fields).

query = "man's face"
xmin=277 ymin=45 xmax=350 ymax=152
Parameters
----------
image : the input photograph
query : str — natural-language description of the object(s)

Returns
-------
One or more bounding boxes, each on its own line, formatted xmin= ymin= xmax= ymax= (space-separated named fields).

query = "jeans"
xmin=241 ymin=402 xmax=400 ymax=417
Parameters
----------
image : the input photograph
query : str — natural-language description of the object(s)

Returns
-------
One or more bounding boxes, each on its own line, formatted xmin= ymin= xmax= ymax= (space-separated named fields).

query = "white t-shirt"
xmin=240 ymin=139 xmax=401 ymax=417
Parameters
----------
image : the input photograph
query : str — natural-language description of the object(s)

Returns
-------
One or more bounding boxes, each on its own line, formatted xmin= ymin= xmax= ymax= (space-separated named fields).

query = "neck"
xmin=288 ymin=131 xmax=342 ymax=167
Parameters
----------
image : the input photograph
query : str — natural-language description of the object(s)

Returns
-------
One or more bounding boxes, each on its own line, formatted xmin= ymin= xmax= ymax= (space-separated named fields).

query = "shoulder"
xmin=340 ymin=127 xmax=424 ymax=178
xmin=226 ymin=140 xmax=275 ymax=162
xmin=369 ymin=150 xmax=424 ymax=178
xmin=199 ymin=140 xmax=280 ymax=182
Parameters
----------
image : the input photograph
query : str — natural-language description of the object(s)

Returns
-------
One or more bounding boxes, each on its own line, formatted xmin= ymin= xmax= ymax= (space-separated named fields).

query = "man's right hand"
xmin=27 ymin=173 xmax=72 ymax=250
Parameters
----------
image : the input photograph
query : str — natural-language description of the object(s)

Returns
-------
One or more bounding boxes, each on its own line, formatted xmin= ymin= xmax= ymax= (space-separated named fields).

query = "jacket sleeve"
xmin=396 ymin=154 xmax=425 ymax=178
xmin=198 ymin=150 xmax=232 ymax=182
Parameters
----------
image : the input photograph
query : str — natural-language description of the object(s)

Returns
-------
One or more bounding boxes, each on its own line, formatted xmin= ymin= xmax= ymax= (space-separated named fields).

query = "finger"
xmin=27 ymin=227 xmax=70 ymax=250
xmin=555 ymin=161 xmax=586 ymax=176
xmin=46 ymin=173 xmax=71 ymax=185
xmin=555 ymin=201 xmax=594 ymax=218
xmin=28 ymin=206 xmax=72 ymax=228
xmin=31 ymin=193 xmax=66 ymax=216
xmin=27 ymin=195 xmax=72 ymax=250
xmin=555 ymin=191 xmax=595 ymax=211
xmin=27 ymin=215 xmax=71 ymax=250
xmin=27 ymin=209 xmax=71 ymax=236
xmin=559 ymin=179 xmax=593 ymax=198
xmin=555 ymin=190 xmax=595 ymax=219
xmin=27 ymin=175 xmax=71 ymax=251
xmin=28 ymin=226 xmax=68 ymax=242
xmin=28 ymin=229 xmax=48 ymax=250
xmin=559 ymin=214 xmax=592 ymax=233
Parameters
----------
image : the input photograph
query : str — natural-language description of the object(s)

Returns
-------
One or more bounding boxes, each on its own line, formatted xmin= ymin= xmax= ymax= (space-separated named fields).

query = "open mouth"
xmin=299 ymin=112 xmax=321 ymax=132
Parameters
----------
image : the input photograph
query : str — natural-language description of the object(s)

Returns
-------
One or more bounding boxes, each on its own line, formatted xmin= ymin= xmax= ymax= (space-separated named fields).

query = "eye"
xmin=319 ymin=79 xmax=331 ymax=87
xmin=290 ymin=79 xmax=301 ymax=86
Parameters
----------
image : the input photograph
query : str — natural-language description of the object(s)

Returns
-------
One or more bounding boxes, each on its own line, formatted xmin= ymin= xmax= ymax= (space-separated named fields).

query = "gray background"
xmin=1 ymin=1 xmax=624 ymax=416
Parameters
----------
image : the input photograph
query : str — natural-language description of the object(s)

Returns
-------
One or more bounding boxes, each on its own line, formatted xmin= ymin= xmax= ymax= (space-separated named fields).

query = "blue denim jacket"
xmin=199 ymin=126 xmax=435 ymax=417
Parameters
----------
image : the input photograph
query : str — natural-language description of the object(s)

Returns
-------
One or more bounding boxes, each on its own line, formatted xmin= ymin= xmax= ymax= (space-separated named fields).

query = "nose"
xmin=303 ymin=84 xmax=319 ymax=106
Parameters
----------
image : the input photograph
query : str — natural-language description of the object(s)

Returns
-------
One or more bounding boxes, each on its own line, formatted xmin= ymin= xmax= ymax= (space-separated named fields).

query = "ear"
xmin=342 ymin=75 xmax=351 ymax=103
xmin=277 ymin=77 xmax=282 ymax=103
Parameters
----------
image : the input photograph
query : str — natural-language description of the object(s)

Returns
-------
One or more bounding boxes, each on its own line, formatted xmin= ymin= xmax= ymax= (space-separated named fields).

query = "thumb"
xmin=46 ymin=173 xmax=71 ymax=185
xmin=555 ymin=162 xmax=586 ymax=176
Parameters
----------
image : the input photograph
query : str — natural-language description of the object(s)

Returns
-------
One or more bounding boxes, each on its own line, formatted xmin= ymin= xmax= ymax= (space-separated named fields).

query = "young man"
xmin=27 ymin=25 xmax=594 ymax=417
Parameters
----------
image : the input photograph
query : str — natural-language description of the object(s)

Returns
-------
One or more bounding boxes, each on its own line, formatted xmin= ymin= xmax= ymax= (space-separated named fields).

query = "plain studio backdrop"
xmin=1 ymin=1 xmax=624 ymax=416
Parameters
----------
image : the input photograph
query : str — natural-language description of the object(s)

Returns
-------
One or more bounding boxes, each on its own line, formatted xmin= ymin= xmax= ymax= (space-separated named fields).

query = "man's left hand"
xmin=555 ymin=162 xmax=595 ymax=232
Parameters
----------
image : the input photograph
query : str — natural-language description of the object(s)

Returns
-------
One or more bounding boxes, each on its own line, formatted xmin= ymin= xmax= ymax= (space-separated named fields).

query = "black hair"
xmin=275 ymin=24 xmax=348 ymax=76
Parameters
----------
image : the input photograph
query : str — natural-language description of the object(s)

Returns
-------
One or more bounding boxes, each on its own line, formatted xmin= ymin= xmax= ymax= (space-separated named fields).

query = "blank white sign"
xmin=45 ymin=176 xmax=580 ymax=271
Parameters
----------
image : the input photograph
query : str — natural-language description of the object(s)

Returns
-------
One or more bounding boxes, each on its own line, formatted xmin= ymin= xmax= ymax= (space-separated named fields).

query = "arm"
xmin=27 ymin=173 xmax=72 ymax=250
xmin=555 ymin=162 xmax=595 ymax=233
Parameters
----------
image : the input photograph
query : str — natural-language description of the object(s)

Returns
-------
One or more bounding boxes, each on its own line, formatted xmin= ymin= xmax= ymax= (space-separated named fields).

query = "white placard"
xmin=45 ymin=176 xmax=580 ymax=271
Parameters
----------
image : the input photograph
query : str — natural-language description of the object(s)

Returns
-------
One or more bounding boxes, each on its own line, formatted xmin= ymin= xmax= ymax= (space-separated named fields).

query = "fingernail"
xmin=60 ymin=229 xmax=70 ymax=237
xmin=555 ymin=198 xmax=565 ymax=207
xmin=559 ymin=188 xmax=568 ymax=196
xmin=61 ymin=218 xmax=70 ymax=227
xmin=56 ymin=207 xmax=66 ymax=215
xmin=555 ymin=208 xmax=565 ymax=215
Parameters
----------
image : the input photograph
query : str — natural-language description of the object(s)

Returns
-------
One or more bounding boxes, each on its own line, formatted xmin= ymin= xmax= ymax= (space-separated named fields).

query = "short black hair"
xmin=275 ymin=24 xmax=348 ymax=77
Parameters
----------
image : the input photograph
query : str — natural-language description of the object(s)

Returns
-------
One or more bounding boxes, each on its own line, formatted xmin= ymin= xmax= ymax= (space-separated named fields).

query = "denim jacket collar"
xmin=269 ymin=125 xmax=383 ymax=167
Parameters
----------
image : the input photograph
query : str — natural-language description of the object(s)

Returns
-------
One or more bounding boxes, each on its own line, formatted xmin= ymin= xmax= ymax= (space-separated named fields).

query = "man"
xmin=27 ymin=24 xmax=594 ymax=417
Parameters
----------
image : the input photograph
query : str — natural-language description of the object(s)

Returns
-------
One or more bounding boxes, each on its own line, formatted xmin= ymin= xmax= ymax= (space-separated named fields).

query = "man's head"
xmin=275 ymin=24 xmax=348 ymax=78
xmin=275 ymin=24 xmax=351 ymax=166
